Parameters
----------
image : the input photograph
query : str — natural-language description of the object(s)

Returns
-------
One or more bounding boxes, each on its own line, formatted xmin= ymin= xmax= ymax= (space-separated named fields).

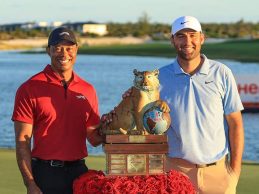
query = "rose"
xmin=167 ymin=170 xmax=196 ymax=194
xmin=73 ymin=170 xmax=106 ymax=194
xmin=117 ymin=180 xmax=139 ymax=194
xmin=85 ymin=180 xmax=101 ymax=193
xmin=102 ymin=181 xmax=116 ymax=194
xmin=73 ymin=169 xmax=196 ymax=194
xmin=154 ymin=175 xmax=168 ymax=193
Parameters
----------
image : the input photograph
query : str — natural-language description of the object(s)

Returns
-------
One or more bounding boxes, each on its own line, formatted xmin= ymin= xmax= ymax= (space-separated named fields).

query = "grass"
xmin=79 ymin=42 xmax=174 ymax=58
xmin=203 ymin=39 xmax=259 ymax=62
xmin=77 ymin=39 xmax=259 ymax=63
xmin=0 ymin=149 xmax=258 ymax=194
xmin=0 ymin=149 xmax=106 ymax=194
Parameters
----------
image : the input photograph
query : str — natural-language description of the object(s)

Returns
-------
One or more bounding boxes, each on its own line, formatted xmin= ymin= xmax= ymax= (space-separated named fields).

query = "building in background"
xmin=64 ymin=22 xmax=108 ymax=36
xmin=50 ymin=21 xmax=63 ymax=28
xmin=0 ymin=21 xmax=107 ymax=36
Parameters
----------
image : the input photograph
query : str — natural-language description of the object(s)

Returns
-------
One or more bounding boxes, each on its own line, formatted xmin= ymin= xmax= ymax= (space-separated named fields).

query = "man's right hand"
xmin=27 ymin=181 xmax=42 ymax=194
xmin=101 ymin=109 xmax=116 ymax=125
xmin=99 ymin=109 xmax=117 ymax=135
xmin=14 ymin=122 xmax=42 ymax=194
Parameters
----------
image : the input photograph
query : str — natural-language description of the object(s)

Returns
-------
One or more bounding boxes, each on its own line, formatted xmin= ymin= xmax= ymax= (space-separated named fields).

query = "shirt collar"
xmin=173 ymin=54 xmax=210 ymax=75
xmin=173 ymin=60 xmax=185 ymax=75
xmin=198 ymin=54 xmax=209 ymax=75
xmin=43 ymin=64 xmax=80 ymax=84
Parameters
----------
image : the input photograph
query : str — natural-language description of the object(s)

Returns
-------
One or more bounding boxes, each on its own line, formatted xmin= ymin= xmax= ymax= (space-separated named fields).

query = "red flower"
xmin=102 ymin=181 xmax=116 ymax=194
xmin=73 ymin=170 xmax=196 ymax=194
xmin=117 ymin=180 xmax=139 ymax=194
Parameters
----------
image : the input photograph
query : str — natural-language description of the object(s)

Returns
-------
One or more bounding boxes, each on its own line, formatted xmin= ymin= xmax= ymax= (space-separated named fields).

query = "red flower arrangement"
xmin=73 ymin=170 xmax=196 ymax=194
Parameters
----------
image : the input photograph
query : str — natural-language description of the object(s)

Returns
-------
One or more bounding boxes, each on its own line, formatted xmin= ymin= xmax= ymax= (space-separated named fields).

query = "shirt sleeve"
xmin=85 ymin=88 xmax=103 ymax=146
xmin=12 ymin=83 xmax=34 ymax=124
xmin=223 ymin=68 xmax=244 ymax=115
xmin=85 ymin=88 xmax=100 ymax=128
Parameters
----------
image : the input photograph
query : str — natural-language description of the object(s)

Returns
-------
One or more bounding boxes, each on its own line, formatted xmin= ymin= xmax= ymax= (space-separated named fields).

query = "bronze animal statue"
xmin=102 ymin=69 xmax=170 ymax=135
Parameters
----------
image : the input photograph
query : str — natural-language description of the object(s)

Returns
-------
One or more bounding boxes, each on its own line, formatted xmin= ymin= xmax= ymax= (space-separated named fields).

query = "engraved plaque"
xmin=149 ymin=154 xmax=163 ymax=160
xmin=149 ymin=154 xmax=164 ymax=174
xmin=110 ymin=154 xmax=126 ymax=165
xmin=111 ymin=169 xmax=125 ymax=174
xmin=149 ymin=169 xmax=164 ymax=174
xmin=127 ymin=154 xmax=146 ymax=173
xmin=111 ymin=164 xmax=126 ymax=170
xmin=129 ymin=135 xmax=146 ymax=143
xmin=111 ymin=154 xmax=125 ymax=159
xmin=149 ymin=159 xmax=163 ymax=169
xmin=111 ymin=159 xmax=125 ymax=164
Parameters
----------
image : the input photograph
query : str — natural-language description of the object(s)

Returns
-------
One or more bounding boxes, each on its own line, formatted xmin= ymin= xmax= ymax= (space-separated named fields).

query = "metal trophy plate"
xmin=129 ymin=135 xmax=146 ymax=143
xmin=127 ymin=154 xmax=146 ymax=173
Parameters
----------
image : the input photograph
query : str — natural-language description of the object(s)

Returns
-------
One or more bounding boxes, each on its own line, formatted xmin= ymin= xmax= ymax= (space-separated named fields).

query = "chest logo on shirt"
xmin=205 ymin=80 xmax=214 ymax=84
xmin=76 ymin=95 xmax=86 ymax=100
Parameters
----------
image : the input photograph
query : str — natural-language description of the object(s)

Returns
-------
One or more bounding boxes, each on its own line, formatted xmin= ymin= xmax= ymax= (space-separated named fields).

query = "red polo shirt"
xmin=12 ymin=65 xmax=100 ymax=161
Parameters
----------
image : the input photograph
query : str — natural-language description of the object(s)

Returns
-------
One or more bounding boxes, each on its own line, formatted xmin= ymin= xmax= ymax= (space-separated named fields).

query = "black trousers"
xmin=32 ymin=159 xmax=88 ymax=194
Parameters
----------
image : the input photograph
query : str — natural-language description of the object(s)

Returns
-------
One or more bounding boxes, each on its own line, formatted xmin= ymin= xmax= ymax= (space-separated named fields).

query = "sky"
xmin=1 ymin=0 xmax=258 ymax=25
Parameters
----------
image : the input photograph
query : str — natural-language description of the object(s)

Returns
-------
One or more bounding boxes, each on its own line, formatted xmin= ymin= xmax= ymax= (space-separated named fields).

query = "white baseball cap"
xmin=171 ymin=16 xmax=202 ymax=35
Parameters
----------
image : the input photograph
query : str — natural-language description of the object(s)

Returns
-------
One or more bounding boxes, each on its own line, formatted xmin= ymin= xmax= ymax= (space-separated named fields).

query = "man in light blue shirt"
xmin=160 ymin=16 xmax=244 ymax=194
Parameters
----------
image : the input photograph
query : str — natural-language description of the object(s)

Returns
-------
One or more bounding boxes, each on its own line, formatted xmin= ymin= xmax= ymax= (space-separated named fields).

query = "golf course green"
xmin=77 ymin=39 xmax=259 ymax=63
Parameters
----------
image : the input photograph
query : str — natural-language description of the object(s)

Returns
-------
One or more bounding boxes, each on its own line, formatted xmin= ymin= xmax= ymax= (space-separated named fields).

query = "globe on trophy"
xmin=143 ymin=107 xmax=171 ymax=135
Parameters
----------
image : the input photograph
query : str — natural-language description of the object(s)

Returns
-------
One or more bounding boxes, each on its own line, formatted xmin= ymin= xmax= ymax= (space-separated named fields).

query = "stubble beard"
xmin=177 ymin=47 xmax=201 ymax=61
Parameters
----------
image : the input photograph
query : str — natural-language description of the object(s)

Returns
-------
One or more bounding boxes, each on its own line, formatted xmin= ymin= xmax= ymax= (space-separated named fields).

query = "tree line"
xmin=106 ymin=14 xmax=259 ymax=39
xmin=0 ymin=16 xmax=258 ymax=40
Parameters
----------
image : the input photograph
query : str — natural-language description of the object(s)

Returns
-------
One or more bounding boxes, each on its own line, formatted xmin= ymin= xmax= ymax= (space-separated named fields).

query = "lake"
xmin=0 ymin=51 xmax=258 ymax=162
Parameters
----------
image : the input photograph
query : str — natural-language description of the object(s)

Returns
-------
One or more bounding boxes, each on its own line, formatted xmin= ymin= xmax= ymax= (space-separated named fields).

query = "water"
xmin=0 ymin=51 xmax=258 ymax=161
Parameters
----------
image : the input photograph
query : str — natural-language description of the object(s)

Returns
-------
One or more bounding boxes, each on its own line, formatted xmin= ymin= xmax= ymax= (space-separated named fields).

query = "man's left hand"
xmin=154 ymin=100 xmax=170 ymax=113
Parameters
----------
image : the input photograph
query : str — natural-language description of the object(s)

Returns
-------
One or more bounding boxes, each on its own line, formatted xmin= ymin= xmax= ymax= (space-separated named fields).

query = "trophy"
xmin=102 ymin=69 xmax=171 ymax=176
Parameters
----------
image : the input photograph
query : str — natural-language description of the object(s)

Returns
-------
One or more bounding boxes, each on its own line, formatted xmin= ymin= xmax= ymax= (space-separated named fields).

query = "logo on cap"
xmin=171 ymin=16 xmax=202 ymax=35
xmin=180 ymin=21 xmax=189 ymax=25
xmin=59 ymin=32 xmax=70 ymax=36
xmin=48 ymin=27 xmax=77 ymax=46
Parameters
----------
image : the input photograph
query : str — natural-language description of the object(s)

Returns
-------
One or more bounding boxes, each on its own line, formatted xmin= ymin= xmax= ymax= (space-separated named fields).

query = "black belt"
xmin=195 ymin=162 xmax=217 ymax=168
xmin=32 ymin=158 xmax=85 ymax=167
xmin=168 ymin=156 xmax=226 ymax=168
xmin=195 ymin=156 xmax=226 ymax=168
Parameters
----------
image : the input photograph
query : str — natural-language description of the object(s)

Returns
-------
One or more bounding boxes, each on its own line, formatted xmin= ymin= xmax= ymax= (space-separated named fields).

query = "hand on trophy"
xmin=101 ymin=109 xmax=115 ymax=124
xmin=154 ymin=100 xmax=170 ymax=113
xmin=99 ymin=109 xmax=116 ymax=135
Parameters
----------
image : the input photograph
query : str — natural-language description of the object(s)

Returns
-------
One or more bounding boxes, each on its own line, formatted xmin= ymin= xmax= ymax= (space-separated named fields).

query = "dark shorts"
xmin=32 ymin=158 xmax=88 ymax=194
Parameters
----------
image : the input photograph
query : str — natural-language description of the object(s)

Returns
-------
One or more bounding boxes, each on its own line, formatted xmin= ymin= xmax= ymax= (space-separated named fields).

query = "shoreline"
xmin=0 ymin=36 xmax=148 ymax=51
xmin=1 ymin=38 xmax=259 ymax=63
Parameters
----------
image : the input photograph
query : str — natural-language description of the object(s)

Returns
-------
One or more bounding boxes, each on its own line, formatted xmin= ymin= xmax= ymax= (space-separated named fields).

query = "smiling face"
xmin=46 ymin=41 xmax=78 ymax=79
xmin=171 ymin=29 xmax=204 ymax=62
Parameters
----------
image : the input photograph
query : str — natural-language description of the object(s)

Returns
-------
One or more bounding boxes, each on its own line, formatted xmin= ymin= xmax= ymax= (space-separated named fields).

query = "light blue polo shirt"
xmin=159 ymin=54 xmax=243 ymax=164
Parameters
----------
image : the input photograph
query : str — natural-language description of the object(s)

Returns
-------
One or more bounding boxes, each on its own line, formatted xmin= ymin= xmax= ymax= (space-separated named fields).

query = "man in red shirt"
xmin=12 ymin=27 xmax=104 ymax=194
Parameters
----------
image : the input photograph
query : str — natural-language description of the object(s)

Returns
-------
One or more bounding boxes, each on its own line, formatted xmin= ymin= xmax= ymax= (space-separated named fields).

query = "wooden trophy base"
xmin=104 ymin=135 xmax=168 ymax=176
